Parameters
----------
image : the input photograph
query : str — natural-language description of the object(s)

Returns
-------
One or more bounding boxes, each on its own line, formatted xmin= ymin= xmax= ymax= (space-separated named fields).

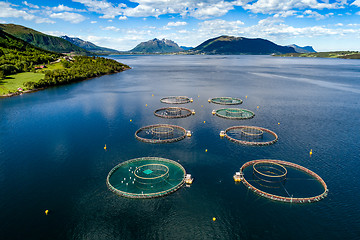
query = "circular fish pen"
xmin=107 ymin=157 xmax=186 ymax=198
xmin=239 ymin=159 xmax=328 ymax=203
xmin=154 ymin=107 xmax=192 ymax=119
xmin=224 ymin=126 xmax=278 ymax=146
xmin=211 ymin=97 xmax=243 ymax=105
xmin=160 ymin=96 xmax=191 ymax=104
xmin=135 ymin=124 xmax=187 ymax=143
xmin=215 ymin=108 xmax=255 ymax=120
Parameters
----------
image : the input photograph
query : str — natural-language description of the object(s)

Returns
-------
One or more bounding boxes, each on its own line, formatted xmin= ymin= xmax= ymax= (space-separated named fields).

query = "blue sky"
xmin=0 ymin=0 xmax=359 ymax=51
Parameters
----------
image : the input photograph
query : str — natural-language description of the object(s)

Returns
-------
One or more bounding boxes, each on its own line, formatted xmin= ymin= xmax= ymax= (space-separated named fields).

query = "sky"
xmin=0 ymin=0 xmax=359 ymax=51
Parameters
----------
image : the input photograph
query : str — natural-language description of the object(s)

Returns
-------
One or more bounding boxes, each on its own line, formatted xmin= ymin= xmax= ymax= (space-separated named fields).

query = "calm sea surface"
xmin=0 ymin=55 xmax=359 ymax=240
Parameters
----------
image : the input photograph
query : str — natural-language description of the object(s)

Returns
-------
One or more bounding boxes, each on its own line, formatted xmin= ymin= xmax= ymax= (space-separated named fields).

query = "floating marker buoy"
xmin=45 ymin=210 xmax=49 ymax=215
xmin=130 ymin=119 xmax=132 ymax=122
xmin=198 ymin=95 xmax=200 ymax=97
xmin=246 ymin=96 xmax=247 ymax=99
xmin=201 ymin=105 xmax=203 ymax=107
xmin=152 ymin=94 xmax=154 ymax=96
xmin=278 ymin=122 xmax=280 ymax=125
xmin=257 ymin=106 xmax=259 ymax=109
xmin=310 ymin=149 xmax=313 ymax=156
xmin=208 ymin=99 xmax=211 ymax=103
xmin=104 ymin=144 xmax=107 ymax=150
xmin=203 ymin=121 xmax=206 ymax=123
xmin=213 ymin=217 xmax=216 ymax=221
xmin=145 ymin=104 xmax=147 ymax=106
xmin=205 ymin=149 xmax=208 ymax=152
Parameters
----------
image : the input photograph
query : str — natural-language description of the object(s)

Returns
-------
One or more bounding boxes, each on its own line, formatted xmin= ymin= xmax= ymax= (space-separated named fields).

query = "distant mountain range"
xmin=0 ymin=23 xmax=317 ymax=56
xmin=0 ymin=24 xmax=90 ymax=55
xmin=130 ymin=38 xmax=185 ymax=53
xmin=190 ymin=36 xmax=296 ymax=55
xmin=60 ymin=36 xmax=120 ymax=55
xmin=288 ymin=44 xmax=316 ymax=53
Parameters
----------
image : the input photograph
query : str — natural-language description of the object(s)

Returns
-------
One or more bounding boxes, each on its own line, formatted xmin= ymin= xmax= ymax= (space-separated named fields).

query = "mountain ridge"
xmin=0 ymin=23 xmax=90 ymax=55
xmin=130 ymin=38 xmax=184 ymax=53
xmin=60 ymin=36 xmax=120 ymax=55
xmin=190 ymin=35 xmax=296 ymax=55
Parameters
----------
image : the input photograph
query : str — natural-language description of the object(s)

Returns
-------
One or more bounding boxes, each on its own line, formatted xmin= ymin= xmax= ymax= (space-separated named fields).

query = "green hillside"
xmin=0 ymin=29 xmax=60 ymax=75
xmin=0 ymin=24 xmax=90 ymax=55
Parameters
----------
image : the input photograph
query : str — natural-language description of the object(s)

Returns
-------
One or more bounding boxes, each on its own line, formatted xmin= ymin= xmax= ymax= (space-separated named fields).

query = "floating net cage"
xmin=160 ymin=96 xmax=191 ymax=104
xmin=154 ymin=107 xmax=192 ymax=119
xmin=215 ymin=108 xmax=255 ymax=120
xmin=224 ymin=126 xmax=278 ymax=146
xmin=135 ymin=124 xmax=187 ymax=143
xmin=211 ymin=97 xmax=243 ymax=105
xmin=107 ymin=157 xmax=186 ymax=198
xmin=239 ymin=159 xmax=328 ymax=203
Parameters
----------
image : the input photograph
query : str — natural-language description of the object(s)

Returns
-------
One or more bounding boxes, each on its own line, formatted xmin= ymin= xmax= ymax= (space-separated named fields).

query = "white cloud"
xmin=197 ymin=19 xmax=245 ymax=37
xmin=356 ymin=11 xmax=360 ymax=14
xmin=101 ymin=26 xmax=121 ymax=31
xmin=119 ymin=16 xmax=127 ymax=20
xmin=72 ymin=0 xmax=126 ymax=19
xmin=351 ymin=0 xmax=360 ymax=7
xmin=22 ymin=1 xmax=39 ymax=9
xmin=72 ymin=0 xmax=245 ymax=20
xmin=49 ymin=12 xmax=86 ymax=23
xmin=243 ymin=0 xmax=343 ymax=14
xmin=273 ymin=10 xmax=297 ymax=18
xmin=91 ymin=20 xmax=97 ymax=23
xmin=167 ymin=21 xmax=187 ymax=27
xmin=0 ymin=2 xmax=54 ymax=23
xmin=302 ymin=10 xmax=326 ymax=19
xmin=48 ymin=4 xmax=85 ymax=12
xmin=335 ymin=23 xmax=344 ymax=26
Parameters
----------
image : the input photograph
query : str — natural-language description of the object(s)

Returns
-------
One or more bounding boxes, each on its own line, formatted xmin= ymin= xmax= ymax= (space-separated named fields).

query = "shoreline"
xmin=0 ymin=67 xmax=131 ymax=99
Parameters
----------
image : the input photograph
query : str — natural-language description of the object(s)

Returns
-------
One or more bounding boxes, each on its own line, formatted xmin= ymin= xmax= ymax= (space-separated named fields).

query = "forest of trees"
xmin=24 ymin=56 xmax=129 ymax=89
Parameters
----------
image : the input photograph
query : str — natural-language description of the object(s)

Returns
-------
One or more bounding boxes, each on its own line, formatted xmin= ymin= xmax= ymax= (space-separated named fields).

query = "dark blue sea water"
xmin=0 ymin=55 xmax=359 ymax=240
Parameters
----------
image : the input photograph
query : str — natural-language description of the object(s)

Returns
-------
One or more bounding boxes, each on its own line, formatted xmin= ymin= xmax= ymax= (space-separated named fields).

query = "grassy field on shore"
xmin=0 ymin=72 xmax=45 ymax=95
xmin=276 ymin=51 xmax=360 ymax=59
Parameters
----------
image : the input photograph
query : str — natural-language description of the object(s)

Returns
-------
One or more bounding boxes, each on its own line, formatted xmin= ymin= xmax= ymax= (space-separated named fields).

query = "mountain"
xmin=180 ymin=46 xmax=193 ymax=51
xmin=60 ymin=36 xmax=120 ymax=55
xmin=191 ymin=35 xmax=296 ymax=55
xmin=130 ymin=38 xmax=184 ymax=53
xmin=0 ymin=24 xmax=90 ymax=55
xmin=288 ymin=44 xmax=316 ymax=53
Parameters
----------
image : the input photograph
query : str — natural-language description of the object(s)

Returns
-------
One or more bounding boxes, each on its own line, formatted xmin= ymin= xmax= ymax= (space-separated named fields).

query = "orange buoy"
xmin=104 ymin=144 xmax=107 ymax=150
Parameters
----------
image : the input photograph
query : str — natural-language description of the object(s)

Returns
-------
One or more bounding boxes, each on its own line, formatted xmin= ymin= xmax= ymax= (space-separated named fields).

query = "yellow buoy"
xmin=257 ymin=106 xmax=259 ymax=109
xmin=205 ymin=149 xmax=208 ymax=152
xmin=201 ymin=105 xmax=203 ymax=107
xmin=245 ymin=96 xmax=247 ymax=99
xmin=152 ymin=94 xmax=154 ymax=96
xmin=203 ymin=120 xmax=206 ymax=123
xmin=278 ymin=122 xmax=280 ymax=125
xmin=130 ymin=119 xmax=132 ymax=122
xmin=310 ymin=149 xmax=313 ymax=156
xmin=213 ymin=217 xmax=216 ymax=221
xmin=45 ymin=210 xmax=49 ymax=215
xmin=198 ymin=95 xmax=200 ymax=97
xmin=104 ymin=144 xmax=107 ymax=150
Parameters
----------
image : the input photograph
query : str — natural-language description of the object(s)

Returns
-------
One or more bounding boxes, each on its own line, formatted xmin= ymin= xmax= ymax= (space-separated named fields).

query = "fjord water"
xmin=0 ymin=55 xmax=359 ymax=239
